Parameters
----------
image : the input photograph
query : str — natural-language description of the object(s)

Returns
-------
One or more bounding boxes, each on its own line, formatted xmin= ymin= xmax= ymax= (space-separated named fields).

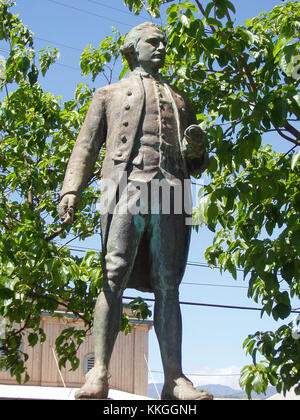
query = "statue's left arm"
xmin=181 ymin=97 xmax=209 ymax=178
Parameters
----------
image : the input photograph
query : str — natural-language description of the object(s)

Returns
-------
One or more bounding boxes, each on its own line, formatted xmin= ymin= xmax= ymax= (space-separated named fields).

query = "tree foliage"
xmin=0 ymin=0 xmax=150 ymax=382
xmin=0 ymin=0 xmax=299 ymax=398
xmin=123 ymin=0 xmax=300 ymax=398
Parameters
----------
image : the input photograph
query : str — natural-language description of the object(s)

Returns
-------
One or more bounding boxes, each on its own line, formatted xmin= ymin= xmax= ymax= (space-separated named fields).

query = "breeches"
xmin=103 ymin=181 xmax=191 ymax=294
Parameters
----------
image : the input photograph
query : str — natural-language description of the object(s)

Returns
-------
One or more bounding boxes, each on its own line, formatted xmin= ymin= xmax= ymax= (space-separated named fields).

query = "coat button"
xmin=116 ymin=150 xmax=123 ymax=157
xmin=127 ymin=90 xmax=132 ymax=96
xmin=123 ymin=121 xmax=129 ymax=127
xmin=121 ymin=135 xmax=127 ymax=143
xmin=125 ymin=104 xmax=130 ymax=110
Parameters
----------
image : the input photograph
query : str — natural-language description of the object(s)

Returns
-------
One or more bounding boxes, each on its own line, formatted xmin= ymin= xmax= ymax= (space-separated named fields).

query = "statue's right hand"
xmin=58 ymin=193 xmax=78 ymax=224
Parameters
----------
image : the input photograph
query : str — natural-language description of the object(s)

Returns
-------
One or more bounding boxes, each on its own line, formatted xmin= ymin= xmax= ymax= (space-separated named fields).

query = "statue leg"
xmin=153 ymin=288 xmax=183 ymax=383
xmin=75 ymin=208 xmax=146 ymax=399
xmin=154 ymin=289 xmax=212 ymax=400
xmin=150 ymin=211 xmax=213 ymax=400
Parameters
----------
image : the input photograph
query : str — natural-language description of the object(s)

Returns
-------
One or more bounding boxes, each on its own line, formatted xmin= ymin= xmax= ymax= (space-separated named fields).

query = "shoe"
xmin=75 ymin=367 xmax=109 ymax=400
xmin=161 ymin=377 xmax=213 ymax=400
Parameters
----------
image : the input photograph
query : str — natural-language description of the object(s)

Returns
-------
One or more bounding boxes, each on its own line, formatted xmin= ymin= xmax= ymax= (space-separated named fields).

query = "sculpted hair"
xmin=120 ymin=22 xmax=165 ymax=70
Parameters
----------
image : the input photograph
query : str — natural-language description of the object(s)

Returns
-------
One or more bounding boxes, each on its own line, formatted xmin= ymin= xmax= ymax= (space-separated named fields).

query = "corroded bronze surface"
xmin=58 ymin=22 xmax=211 ymax=401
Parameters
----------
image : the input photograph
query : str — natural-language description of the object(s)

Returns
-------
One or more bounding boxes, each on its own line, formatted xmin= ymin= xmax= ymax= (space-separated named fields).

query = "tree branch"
xmin=284 ymin=121 xmax=300 ymax=140
xmin=2 ymin=313 xmax=32 ymax=348
xmin=273 ymin=124 xmax=300 ymax=145
xmin=195 ymin=0 xmax=216 ymax=33
xmin=238 ymin=54 xmax=257 ymax=92
xmin=27 ymin=290 xmax=92 ymax=326
xmin=45 ymin=227 xmax=65 ymax=242
xmin=276 ymin=144 xmax=298 ymax=167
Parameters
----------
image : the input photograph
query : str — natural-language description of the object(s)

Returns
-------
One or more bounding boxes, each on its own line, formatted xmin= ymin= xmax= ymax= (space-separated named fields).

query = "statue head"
xmin=121 ymin=22 xmax=167 ymax=72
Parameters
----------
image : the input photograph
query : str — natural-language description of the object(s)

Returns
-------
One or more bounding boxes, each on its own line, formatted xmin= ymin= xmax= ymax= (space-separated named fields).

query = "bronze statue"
xmin=58 ymin=22 xmax=212 ymax=400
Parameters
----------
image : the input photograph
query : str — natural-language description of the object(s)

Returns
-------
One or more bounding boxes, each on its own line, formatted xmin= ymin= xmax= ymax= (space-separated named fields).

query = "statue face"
xmin=134 ymin=28 xmax=166 ymax=71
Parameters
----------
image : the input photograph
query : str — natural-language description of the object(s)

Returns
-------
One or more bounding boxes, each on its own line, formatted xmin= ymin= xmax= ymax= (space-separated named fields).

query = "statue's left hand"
xmin=184 ymin=124 xmax=206 ymax=145
xmin=183 ymin=125 xmax=207 ymax=159
xmin=58 ymin=193 xmax=78 ymax=224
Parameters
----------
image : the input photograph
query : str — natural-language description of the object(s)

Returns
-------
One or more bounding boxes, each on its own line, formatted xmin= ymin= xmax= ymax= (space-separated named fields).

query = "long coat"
xmin=60 ymin=72 xmax=208 ymax=291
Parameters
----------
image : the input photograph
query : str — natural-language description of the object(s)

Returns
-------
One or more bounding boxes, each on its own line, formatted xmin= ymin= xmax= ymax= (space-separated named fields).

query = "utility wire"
xmin=0 ymin=46 xmax=80 ymax=71
xmin=86 ymin=0 xmax=147 ymax=20
xmin=182 ymin=281 xmax=248 ymax=289
xmin=62 ymin=245 xmax=297 ymax=311
xmin=66 ymin=245 xmax=286 ymax=282
xmin=149 ymin=370 xmax=241 ymax=377
xmin=57 ymin=245 xmax=291 ymax=293
xmin=122 ymin=296 xmax=300 ymax=314
xmin=67 ymin=245 xmax=245 ymax=275
xmin=46 ymin=0 xmax=135 ymax=28
xmin=34 ymin=36 xmax=83 ymax=52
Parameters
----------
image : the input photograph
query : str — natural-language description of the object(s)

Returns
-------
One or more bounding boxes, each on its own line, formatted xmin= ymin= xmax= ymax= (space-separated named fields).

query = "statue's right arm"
xmin=58 ymin=88 xmax=107 ymax=222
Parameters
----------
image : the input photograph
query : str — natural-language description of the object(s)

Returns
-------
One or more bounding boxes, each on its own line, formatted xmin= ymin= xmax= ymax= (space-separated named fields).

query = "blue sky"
xmin=3 ymin=0 xmax=299 ymax=391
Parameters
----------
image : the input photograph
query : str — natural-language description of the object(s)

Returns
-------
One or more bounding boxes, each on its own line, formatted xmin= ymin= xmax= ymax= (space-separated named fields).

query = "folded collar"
xmin=132 ymin=69 xmax=163 ymax=82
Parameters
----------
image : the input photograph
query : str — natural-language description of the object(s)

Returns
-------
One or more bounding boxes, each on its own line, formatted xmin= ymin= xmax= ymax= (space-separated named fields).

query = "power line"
xmin=148 ymin=370 xmax=241 ymax=377
xmin=65 ymin=245 xmax=285 ymax=283
xmin=53 ymin=62 xmax=80 ymax=72
xmin=67 ymin=246 xmax=250 ymax=289
xmin=34 ymin=36 xmax=83 ymax=52
xmin=122 ymin=296 xmax=300 ymax=314
xmin=62 ymin=245 xmax=296 ymax=310
xmin=182 ymin=281 xmax=248 ymax=289
xmin=187 ymin=260 xmax=245 ymax=273
xmin=46 ymin=0 xmax=135 ymax=28
xmin=0 ymin=46 xmax=80 ymax=71
xmin=86 ymin=0 xmax=147 ymax=20
xmin=67 ymin=245 xmax=245 ymax=277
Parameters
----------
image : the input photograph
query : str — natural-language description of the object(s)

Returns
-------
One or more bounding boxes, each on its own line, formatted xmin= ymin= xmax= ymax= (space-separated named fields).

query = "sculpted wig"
xmin=120 ymin=22 xmax=166 ymax=70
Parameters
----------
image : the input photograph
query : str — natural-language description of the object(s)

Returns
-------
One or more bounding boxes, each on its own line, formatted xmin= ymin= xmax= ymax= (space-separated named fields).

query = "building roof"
xmin=0 ymin=384 xmax=154 ymax=400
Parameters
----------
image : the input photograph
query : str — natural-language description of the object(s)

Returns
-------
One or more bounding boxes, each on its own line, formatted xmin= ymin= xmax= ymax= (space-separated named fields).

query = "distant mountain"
xmin=197 ymin=384 xmax=241 ymax=398
xmin=196 ymin=384 xmax=277 ymax=399
xmin=148 ymin=383 xmax=277 ymax=400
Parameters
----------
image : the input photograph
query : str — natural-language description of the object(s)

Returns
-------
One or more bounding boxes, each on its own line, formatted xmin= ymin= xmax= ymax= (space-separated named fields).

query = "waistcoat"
xmin=128 ymin=73 xmax=185 ymax=184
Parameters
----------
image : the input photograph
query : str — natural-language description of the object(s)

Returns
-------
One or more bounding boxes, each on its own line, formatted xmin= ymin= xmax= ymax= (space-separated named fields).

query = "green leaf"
xmin=28 ymin=64 xmax=38 ymax=86
xmin=39 ymin=47 xmax=60 ymax=76
xmin=0 ymin=54 xmax=6 ymax=79
xmin=231 ymin=99 xmax=243 ymax=120
xmin=180 ymin=14 xmax=190 ymax=28
xmin=196 ymin=192 xmax=211 ymax=225
xmin=252 ymin=371 xmax=264 ymax=394
xmin=272 ymin=303 xmax=291 ymax=320
xmin=28 ymin=333 xmax=38 ymax=347
xmin=270 ymin=99 xmax=288 ymax=126
xmin=0 ymin=286 xmax=14 ymax=300
xmin=291 ymin=149 xmax=300 ymax=170
xmin=273 ymin=33 xmax=293 ymax=58
xmin=278 ymin=44 xmax=297 ymax=77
